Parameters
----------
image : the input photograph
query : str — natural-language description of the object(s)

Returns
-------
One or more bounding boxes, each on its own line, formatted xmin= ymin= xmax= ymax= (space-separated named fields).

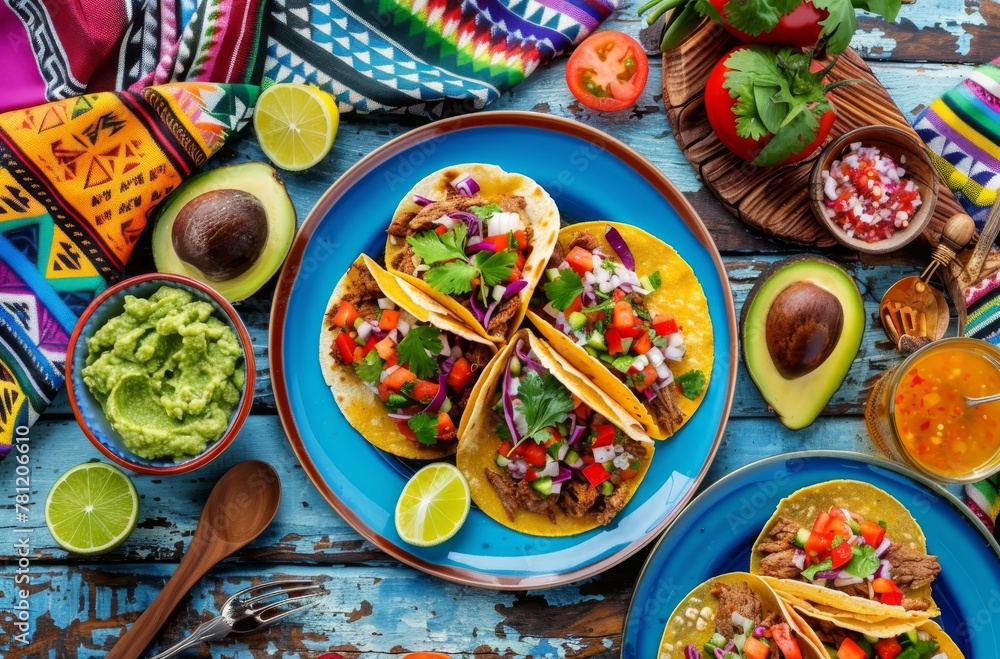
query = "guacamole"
xmin=81 ymin=285 xmax=245 ymax=460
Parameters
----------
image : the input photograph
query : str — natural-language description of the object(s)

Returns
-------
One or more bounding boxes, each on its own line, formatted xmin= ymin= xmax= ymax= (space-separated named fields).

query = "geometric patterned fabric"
xmin=0 ymin=83 xmax=258 ymax=460
xmin=265 ymin=0 xmax=621 ymax=116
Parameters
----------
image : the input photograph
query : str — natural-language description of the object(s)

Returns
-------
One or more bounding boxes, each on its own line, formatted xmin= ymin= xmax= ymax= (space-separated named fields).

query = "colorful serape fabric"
xmin=0 ymin=83 xmax=257 ymax=460
xmin=916 ymin=59 xmax=1000 ymax=535
xmin=265 ymin=0 xmax=622 ymax=116
xmin=0 ymin=0 xmax=267 ymax=113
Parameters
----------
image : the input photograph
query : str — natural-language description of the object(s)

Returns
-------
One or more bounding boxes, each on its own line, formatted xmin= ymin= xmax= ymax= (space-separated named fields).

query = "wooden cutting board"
xmin=661 ymin=20 xmax=964 ymax=248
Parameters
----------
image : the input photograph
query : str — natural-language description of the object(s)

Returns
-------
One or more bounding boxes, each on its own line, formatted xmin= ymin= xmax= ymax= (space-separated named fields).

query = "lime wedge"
xmin=253 ymin=83 xmax=339 ymax=171
xmin=45 ymin=462 xmax=139 ymax=555
xmin=395 ymin=463 xmax=470 ymax=547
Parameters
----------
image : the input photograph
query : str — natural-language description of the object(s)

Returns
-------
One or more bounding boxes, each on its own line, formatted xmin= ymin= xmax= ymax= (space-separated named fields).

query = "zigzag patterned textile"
xmin=0 ymin=83 xmax=257 ymax=460
xmin=0 ymin=0 xmax=267 ymax=113
xmin=916 ymin=58 xmax=1000 ymax=536
xmin=265 ymin=0 xmax=620 ymax=116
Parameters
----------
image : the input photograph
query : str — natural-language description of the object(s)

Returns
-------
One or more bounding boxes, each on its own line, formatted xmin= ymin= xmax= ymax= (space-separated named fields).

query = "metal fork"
xmin=148 ymin=579 xmax=324 ymax=658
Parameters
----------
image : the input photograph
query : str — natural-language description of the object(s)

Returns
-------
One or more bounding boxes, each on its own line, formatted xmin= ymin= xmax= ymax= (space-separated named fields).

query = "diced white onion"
xmin=591 ymin=254 xmax=602 ymax=269
xmin=664 ymin=345 xmax=685 ymax=362
xmin=357 ymin=323 xmax=373 ymax=341
xmin=492 ymin=285 xmax=506 ymax=302
xmin=647 ymin=349 xmax=664 ymax=367
xmin=557 ymin=442 xmax=570 ymax=461
xmin=592 ymin=446 xmax=617 ymax=464
xmin=540 ymin=458 xmax=560 ymax=478
xmin=432 ymin=215 xmax=456 ymax=229
xmin=549 ymin=482 xmax=563 ymax=495
xmin=486 ymin=212 xmax=522 ymax=236
xmin=834 ymin=576 xmax=864 ymax=587
xmin=632 ymin=354 xmax=648 ymax=370
xmin=655 ymin=363 xmax=672 ymax=382
xmin=667 ymin=333 xmax=684 ymax=349
xmin=377 ymin=297 xmax=395 ymax=310
xmin=439 ymin=334 xmax=451 ymax=357
xmin=396 ymin=319 xmax=410 ymax=336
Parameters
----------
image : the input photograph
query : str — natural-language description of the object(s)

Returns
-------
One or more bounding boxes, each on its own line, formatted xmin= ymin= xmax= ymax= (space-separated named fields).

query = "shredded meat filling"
xmin=387 ymin=195 xmax=488 ymax=237
xmin=885 ymin=543 xmax=941 ymax=591
xmin=649 ymin=387 xmax=684 ymax=436
xmin=711 ymin=582 xmax=765 ymax=637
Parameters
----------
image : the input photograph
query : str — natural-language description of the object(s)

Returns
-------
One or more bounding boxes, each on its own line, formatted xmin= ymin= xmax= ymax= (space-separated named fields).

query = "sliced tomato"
xmin=830 ymin=542 xmax=853 ymax=569
xmin=879 ymin=591 xmax=904 ymax=606
xmin=512 ymin=230 xmax=528 ymax=250
xmin=377 ymin=381 xmax=392 ymax=402
xmin=395 ymin=418 xmax=418 ymax=442
xmin=812 ymin=511 xmax=831 ymax=534
xmin=743 ymin=637 xmax=771 ymax=659
xmin=383 ymin=367 xmax=417 ymax=392
xmin=652 ymin=314 xmax=678 ymax=336
xmin=582 ymin=462 xmax=611 ymax=487
xmin=411 ymin=380 xmax=440 ymax=404
xmin=617 ymin=323 xmax=644 ymax=339
xmin=522 ymin=441 xmax=547 ymax=468
xmin=770 ymin=623 xmax=802 ymax=659
xmin=336 ymin=331 xmax=356 ymax=363
xmin=632 ymin=333 xmax=652 ymax=355
xmin=379 ymin=308 xmax=400 ymax=331
xmin=436 ymin=413 xmax=456 ymax=440
xmin=874 ymin=637 xmax=904 ymax=659
xmin=827 ymin=518 xmax=852 ymax=539
xmin=606 ymin=327 xmax=624 ymax=355
xmin=564 ymin=294 xmax=583 ymax=315
xmin=633 ymin=364 xmax=657 ymax=391
xmin=447 ymin=357 xmax=474 ymax=391
xmin=332 ymin=301 xmax=359 ymax=329
xmin=612 ymin=301 xmax=636 ymax=330
xmin=566 ymin=31 xmax=649 ymax=112
xmin=498 ymin=439 xmax=513 ymax=457
xmin=374 ymin=336 xmax=396 ymax=360
xmin=484 ymin=234 xmax=512 ymax=252
xmin=565 ymin=247 xmax=595 ymax=276
xmin=859 ymin=520 xmax=886 ymax=548
xmin=591 ymin=424 xmax=615 ymax=448
xmin=804 ymin=530 xmax=834 ymax=558
xmin=434 ymin=225 xmax=448 ymax=235
xmin=836 ymin=638 xmax=868 ymax=659
xmin=872 ymin=577 xmax=900 ymax=594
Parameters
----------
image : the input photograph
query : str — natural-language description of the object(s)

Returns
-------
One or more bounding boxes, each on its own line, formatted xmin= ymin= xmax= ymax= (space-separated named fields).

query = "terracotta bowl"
xmin=809 ymin=126 xmax=938 ymax=254
xmin=66 ymin=273 xmax=255 ymax=476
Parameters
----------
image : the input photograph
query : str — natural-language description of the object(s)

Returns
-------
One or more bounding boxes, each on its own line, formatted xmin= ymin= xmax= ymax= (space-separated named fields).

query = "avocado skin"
xmin=152 ymin=162 xmax=296 ymax=302
xmin=740 ymin=255 xmax=865 ymax=430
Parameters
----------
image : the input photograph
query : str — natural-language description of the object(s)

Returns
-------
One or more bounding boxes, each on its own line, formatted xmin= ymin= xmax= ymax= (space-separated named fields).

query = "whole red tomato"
xmin=707 ymin=0 xmax=828 ymax=48
xmin=704 ymin=46 xmax=837 ymax=167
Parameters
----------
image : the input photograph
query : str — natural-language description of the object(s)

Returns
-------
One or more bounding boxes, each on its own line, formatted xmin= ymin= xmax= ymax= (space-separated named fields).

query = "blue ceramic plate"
xmin=622 ymin=450 xmax=1000 ymax=657
xmin=270 ymin=112 xmax=737 ymax=589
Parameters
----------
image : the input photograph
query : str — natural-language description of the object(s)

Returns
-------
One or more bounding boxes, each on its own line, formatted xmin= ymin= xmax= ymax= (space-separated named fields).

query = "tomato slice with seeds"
xmin=565 ymin=31 xmax=649 ymax=112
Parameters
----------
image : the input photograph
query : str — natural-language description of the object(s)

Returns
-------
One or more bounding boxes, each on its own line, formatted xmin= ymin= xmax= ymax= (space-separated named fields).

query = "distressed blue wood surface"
xmin=2 ymin=2 xmax=997 ymax=657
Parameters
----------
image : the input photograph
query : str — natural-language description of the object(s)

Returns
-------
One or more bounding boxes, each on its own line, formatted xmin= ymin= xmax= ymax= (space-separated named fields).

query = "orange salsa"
xmin=892 ymin=346 xmax=1000 ymax=477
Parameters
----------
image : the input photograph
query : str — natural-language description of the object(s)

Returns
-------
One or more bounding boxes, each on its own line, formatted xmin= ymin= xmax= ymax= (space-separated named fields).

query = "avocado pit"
xmin=765 ymin=281 xmax=844 ymax=379
xmin=172 ymin=189 xmax=268 ymax=282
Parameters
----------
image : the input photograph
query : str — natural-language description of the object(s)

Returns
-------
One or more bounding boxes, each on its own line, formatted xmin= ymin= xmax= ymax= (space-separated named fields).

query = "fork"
xmin=148 ymin=579 xmax=324 ymax=658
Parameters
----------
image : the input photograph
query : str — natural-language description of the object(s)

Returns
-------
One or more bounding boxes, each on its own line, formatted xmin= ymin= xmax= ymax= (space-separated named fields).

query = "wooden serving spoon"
xmin=106 ymin=460 xmax=282 ymax=659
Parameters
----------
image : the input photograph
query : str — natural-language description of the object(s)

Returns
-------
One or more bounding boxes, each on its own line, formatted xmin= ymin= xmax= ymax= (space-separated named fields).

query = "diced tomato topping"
xmin=804 ymin=530 xmax=834 ymax=558
xmin=830 ymin=542 xmax=854 ymax=569
xmin=522 ymin=442 xmax=547 ymax=468
xmin=872 ymin=577 xmax=900 ymax=594
xmin=523 ymin=468 xmax=539 ymax=482
xmin=837 ymin=638 xmax=869 ymax=659
xmin=827 ymin=518 xmax=852 ymax=539
xmin=359 ymin=335 xmax=379 ymax=357
xmin=336 ymin=331 xmax=356 ymax=364
xmin=332 ymin=301 xmax=359 ymax=329
xmin=591 ymin=424 xmax=615 ymax=448
xmin=564 ymin=294 xmax=583 ymax=315
xmin=606 ymin=327 xmax=624 ymax=355
xmin=434 ymin=225 xmax=448 ymax=235
xmin=619 ymin=466 xmax=639 ymax=481
xmin=483 ymin=234 xmax=511 ymax=252
xmin=384 ymin=351 xmax=398 ymax=368
xmin=411 ymin=380 xmax=440 ymax=404
xmin=582 ymin=462 xmax=611 ymax=487
xmin=652 ymin=314 xmax=678 ymax=336
xmin=377 ymin=382 xmax=392 ymax=402
xmin=374 ymin=336 xmax=396 ymax=360
xmin=512 ymin=442 xmax=527 ymax=457
xmin=582 ymin=454 xmax=595 ymax=465
xmin=498 ymin=439 xmax=513 ymax=457
xmin=743 ymin=637 xmax=770 ymax=659
xmin=874 ymin=637 xmax=903 ymax=659
xmin=879 ymin=591 xmax=904 ymax=606
xmin=514 ymin=253 xmax=526 ymax=271
xmin=512 ymin=230 xmax=527 ymax=250
xmin=860 ymin=520 xmax=886 ymax=548
xmin=633 ymin=333 xmax=652 ymax=355
xmin=617 ymin=323 xmax=644 ymax=339
xmin=813 ymin=511 xmax=831 ymax=534
xmin=506 ymin=266 xmax=522 ymax=283
xmin=396 ymin=418 xmax=418 ymax=442
xmin=379 ymin=309 xmax=400 ymax=331
xmin=436 ymin=413 xmax=456 ymax=440
xmin=574 ymin=400 xmax=592 ymax=420
xmin=612 ymin=301 xmax=637 ymax=330
xmin=829 ymin=506 xmax=848 ymax=520
xmin=383 ymin=367 xmax=417 ymax=392
xmin=565 ymin=246 xmax=595 ymax=276
xmin=770 ymin=623 xmax=802 ymax=659
xmin=447 ymin=357 xmax=474 ymax=392
xmin=633 ymin=364 xmax=657 ymax=391
xmin=611 ymin=288 xmax=627 ymax=303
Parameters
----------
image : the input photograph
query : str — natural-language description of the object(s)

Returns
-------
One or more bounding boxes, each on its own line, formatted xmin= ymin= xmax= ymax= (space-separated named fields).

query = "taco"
xmin=320 ymin=255 xmax=496 ymax=459
xmin=793 ymin=611 xmax=963 ymax=659
xmin=456 ymin=329 xmax=652 ymax=536
xmin=751 ymin=480 xmax=941 ymax=619
xmin=385 ymin=164 xmax=559 ymax=342
xmin=526 ymin=222 xmax=712 ymax=440
xmin=658 ymin=572 xmax=823 ymax=659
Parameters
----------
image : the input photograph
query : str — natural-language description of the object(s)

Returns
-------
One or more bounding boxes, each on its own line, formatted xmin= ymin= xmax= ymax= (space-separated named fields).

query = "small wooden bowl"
xmin=809 ymin=126 xmax=938 ymax=254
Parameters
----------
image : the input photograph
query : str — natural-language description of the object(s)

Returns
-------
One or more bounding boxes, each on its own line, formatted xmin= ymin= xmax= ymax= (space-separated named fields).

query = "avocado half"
xmin=152 ymin=162 xmax=296 ymax=302
xmin=741 ymin=255 xmax=865 ymax=430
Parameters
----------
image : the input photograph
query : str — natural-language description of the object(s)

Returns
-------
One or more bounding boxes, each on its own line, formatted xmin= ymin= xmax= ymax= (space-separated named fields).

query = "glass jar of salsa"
xmin=866 ymin=337 xmax=1000 ymax=483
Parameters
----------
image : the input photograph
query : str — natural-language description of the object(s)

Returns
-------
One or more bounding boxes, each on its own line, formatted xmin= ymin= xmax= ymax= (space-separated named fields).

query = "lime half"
xmin=45 ymin=462 xmax=139 ymax=555
xmin=395 ymin=463 xmax=470 ymax=547
xmin=253 ymin=83 xmax=339 ymax=171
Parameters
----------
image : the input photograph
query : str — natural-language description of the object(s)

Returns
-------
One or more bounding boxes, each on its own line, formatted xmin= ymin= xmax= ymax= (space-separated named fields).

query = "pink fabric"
xmin=0 ymin=4 xmax=48 ymax=112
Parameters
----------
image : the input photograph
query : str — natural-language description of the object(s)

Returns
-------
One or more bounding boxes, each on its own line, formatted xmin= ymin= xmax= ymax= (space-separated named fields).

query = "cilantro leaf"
xmin=813 ymin=0 xmax=858 ymax=55
xmin=516 ymin=370 xmax=575 ymax=441
xmin=425 ymin=261 xmax=479 ymax=295
xmin=470 ymin=203 xmax=501 ymax=219
xmin=801 ymin=558 xmax=833 ymax=581
xmin=408 ymin=413 xmax=441 ymax=445
xmin=844 ymin=544 xmax=880 ymax=578
xmin=753 ymin=106 xmax=823 ymax=167
xmin=386 ymin=393 xmax=410 ymax=411
xmin=717 ymin=0 xmax=800 ymax=36
xmin=694 ymin=0 xmax=722 ymax=22
xmin=647 ymin=271 xmax=662 ymax=290
xmin=353 ymin=350 xmax=384 ymax=386
xmin=544 ymin=269 xmax=585 ymax=312
xmin=396 ymin=326 xmax=442 ymax=380
xmin=407 ymin=224 xmax=468 ymax=264
xmin=474 ymin=249 xmax=518 ymax=288
xmin=854 ymin=0 xmax=900 ymax=22
xmin=677 ymin=370 xmax=707 ymax=400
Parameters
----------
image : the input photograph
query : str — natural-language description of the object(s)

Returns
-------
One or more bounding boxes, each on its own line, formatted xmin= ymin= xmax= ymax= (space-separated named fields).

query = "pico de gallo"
xmin=387 ymin=172 xmax=533 ymax=339
xmin=823 ymin=628 xmax=946 ymax=659
xmin=326 ymin=266 xmax=493 ymax=447
xmin=533 ymin=225 xmax=705 ymax=435
xmin=820 ymin=143 xmax=923 ymax=243
xmin=483 ymin=337 xmax=649 ymax=526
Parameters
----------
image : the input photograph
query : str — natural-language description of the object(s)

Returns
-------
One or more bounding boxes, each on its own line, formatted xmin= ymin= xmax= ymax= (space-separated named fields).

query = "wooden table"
xmin=3 ymin=3 xmax=998 ymax=657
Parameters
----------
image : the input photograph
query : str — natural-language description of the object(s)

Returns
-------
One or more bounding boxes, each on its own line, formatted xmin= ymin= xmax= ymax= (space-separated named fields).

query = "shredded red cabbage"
xmin=482 ymin=298 xmax=502 ymax=331
xmin=553 ymin=467 xmax=573 ymax=484
xmin=448 ymin=211 xmax=481 ymax=237
xmin=504 ymin=279 xmax=528 ymax=298
xmin=643 ymin=387 xmax=657 ymax=402
xmin=815 ymin=570 xmax=839 ymax=579
xmin=453 ymin=174 xmax=480 ymax=197
xmin=469 ymin=295 xmax=485 ymax=322
xmin=604 ymin=225 xmax=635 ymax=271
xmin=424 ymin=371 xmax=449 ymax=413
xmin=388 ymin=411 xmax=413 ymax=421
xmin=412 ymin=194 xmax=434 ymax=206
xmin=514 ymin=341 xmax=545 ymax=374
xmin=684 ymin=645 xmax=700 ymax=659
xmin=467 ymin=241 xmax=497 ymax=254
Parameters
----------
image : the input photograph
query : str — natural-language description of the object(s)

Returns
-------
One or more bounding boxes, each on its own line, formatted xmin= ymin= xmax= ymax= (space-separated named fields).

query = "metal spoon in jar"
xmin=965 ymin=391 xmax=1000 ymax=408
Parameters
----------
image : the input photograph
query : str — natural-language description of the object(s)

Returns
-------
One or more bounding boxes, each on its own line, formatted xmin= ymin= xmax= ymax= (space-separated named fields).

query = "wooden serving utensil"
xmin=106 ymin=461 xmax=281 ymax=659
xmin=879 ymin=213 xmax=976 ymax=347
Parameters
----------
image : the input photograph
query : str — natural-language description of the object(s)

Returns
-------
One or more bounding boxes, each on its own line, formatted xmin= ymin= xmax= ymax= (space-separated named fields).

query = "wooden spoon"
xmin=106 ymin=461 xmax=282 ymax=659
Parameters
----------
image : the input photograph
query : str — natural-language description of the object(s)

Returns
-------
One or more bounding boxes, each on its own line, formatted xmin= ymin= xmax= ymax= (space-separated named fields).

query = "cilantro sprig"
xmin=354 ymin=350 xmax=384 ymax=386
xmin=544 ymin=269 xmax=585 ymax=312
xmin=396 ymin=326 xmax=443 ymax=380
xmin=515 ymin=370 xmax=576 ymax=443
xmin=408 ymin=412 xmax=441 ymax=445
xmin=676 ymin=370 xmax=707 ymax=400
xmin=408 ymin=224 xmax=517 ymax=304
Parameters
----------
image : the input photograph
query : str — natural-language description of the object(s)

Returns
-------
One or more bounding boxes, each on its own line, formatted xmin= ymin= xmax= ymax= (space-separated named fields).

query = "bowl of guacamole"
xmin=67 ymin=273 xmax=255 ymax=475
